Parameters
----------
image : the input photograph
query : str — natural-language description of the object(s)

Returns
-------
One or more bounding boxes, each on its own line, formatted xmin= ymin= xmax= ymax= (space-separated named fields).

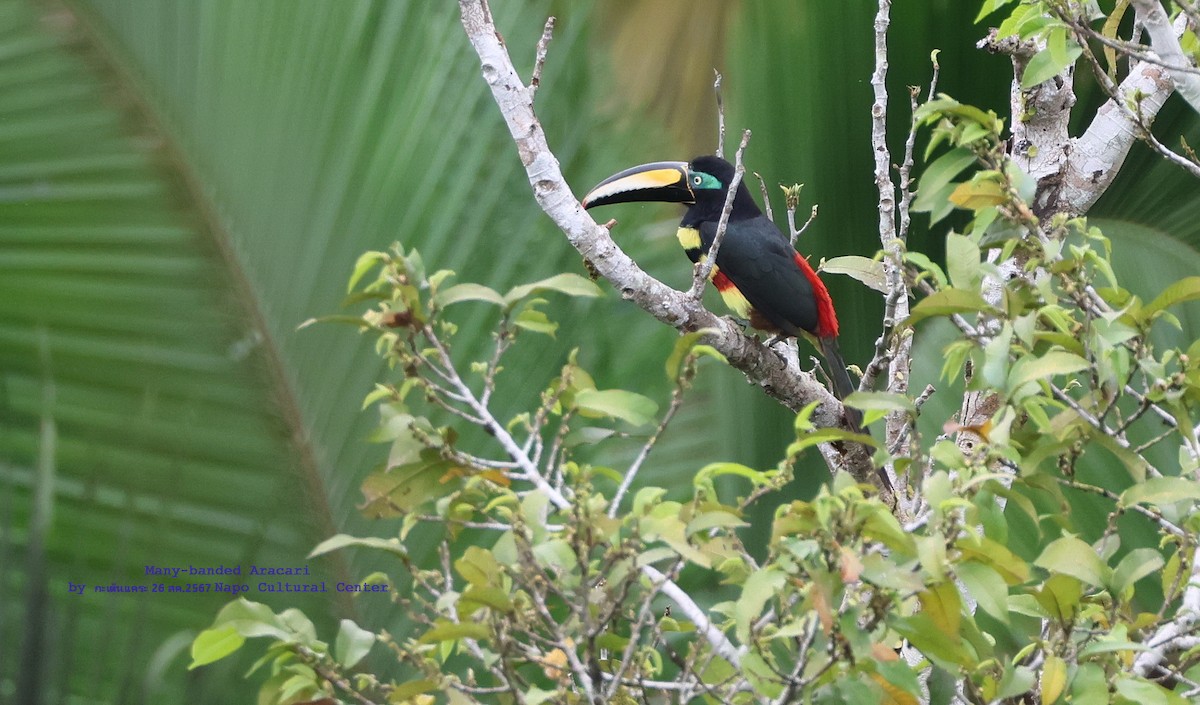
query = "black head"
xmin=684 ymin=155 xmax=761 ymax=222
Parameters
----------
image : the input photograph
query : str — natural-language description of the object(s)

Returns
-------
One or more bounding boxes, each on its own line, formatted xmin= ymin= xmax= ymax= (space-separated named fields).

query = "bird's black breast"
xmin=696 ymin=216 xmax=819 ymax=336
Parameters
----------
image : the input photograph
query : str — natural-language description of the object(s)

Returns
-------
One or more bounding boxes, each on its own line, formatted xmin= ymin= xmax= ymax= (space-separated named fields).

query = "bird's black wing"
xmin=701 ymin=217 xmax=819 ymax=336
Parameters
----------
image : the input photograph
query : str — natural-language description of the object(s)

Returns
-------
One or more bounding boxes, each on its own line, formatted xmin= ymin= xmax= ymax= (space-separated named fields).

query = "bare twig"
xmin=795 ymin=205 xmax=817 ymax=241
xmin=869 ymin=0 xmax=908 ymax=498
xmin=529 ymin=16 xmax=555 ymax=100
xmin=898 ymin=58 xmax=939 ymax=243
xmin=913 ymin=383 xmax=936 ymax=411
xmin=609 ymin=383 xmax=686 ymax=517
xmin=753 ymin=172 xmax=774 ymax=222
xmin=691 ymin=129 xmax=752 ymax=299
xmin=1055 ymin=477 xmax=1185 ymax=538
xmin=424 ymin=323 xmax=570 ymax=508
xmin=714 ymin=70 xmax=726 ymax=157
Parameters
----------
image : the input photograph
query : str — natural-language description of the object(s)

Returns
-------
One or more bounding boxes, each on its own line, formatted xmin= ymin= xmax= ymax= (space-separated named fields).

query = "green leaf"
xmin=844 ymin=391 xmax=915 ymax=414
xmin=741 ymin=650 xmax=785 ymax=698
xmin=1035 ymin=573 xmax=1082 ymax=623
xmin=1142 ymin=276 xmax=1200 ymax=318
xmin=975 ymin=0 xmax=1018 ymax=23
xmin=347 ymin=250 xmax=388 ymax=292
xmin=787 ymin=427 xmax=878 ymax=456
xmin=359 ymin=455 xmax=459 ymax=518
xmin=298 ymin=314 xmax=373 ymax=331
xmin=1007 ymin=350 xmax=1090 ymax=391
xmin=642 ymin=510 xmax=711 ymax=567
xmin=905 ymin=251 xmax=949 ymax=288
xmin=893 ymin=613 xmax=977 ymax=669
xmin=433 ymin=282 xmax=505 ymax=308
xmin=189 ymin=626 xmax=245 ymax=669
xmin=334 ymin=619 xmax=375 ymax=668
xmin=1092 ymin=431 xmax=1150 ymax=482
xmin=1035 ymin=536 xmax=1109 ymax=587
xmin=276 ymin=673 xmax=321 ymax=703
xmin=693 ymin=462 xmax=770 ymax=487
xmin=572 ymin=388 xmax=658 ymax=426
xmin=1021 ymin=41 xmax=1083 ymax=88
xmin=957 ymin=537 xmax=1031 ymax=584
xmin=276 ymin=608 xmax=318 ymax=646
xmin=308 ymin=533 xmax=407 ymax=559
xmin=1121 ymin=476 xmax=1200 ymax=507
xmin=503 ymin=273 xmax=603 ymax=307
xmin=632 ymin=487 xmax=667 ymax=515
xmin=821 ymin=255 xmax=887 ymax=293
xmin=665 ymin=329 xmax=714 ymax=380
xmin=686 ymin=509 xmax=749 ymax=535
xmin=524 ymin=687 xmax=560 ymax=705
xmin=418 ymin=620 xmax=490 ymax=645
xmin=946 ymin=233 xmax=981 ymax=291
xmin=532 ymin=539 xmax=579 ymax=577
xmin=949 ymin=178 xmax=1008 ymax=210
xmin=460 ymin=585 xmax=515 ymax=614
xmin=914 ymin=147 xmax=977 ymax=214
xmin=735 ymin=568 xmax=786 ymax=643
xmin=906 ymin=289 xmax=992 ymax=326
xmin=207 ymin=599 xmax=292 ymax=642
xmin=1071 ymin=663 xmax=1108 ymax=702
xmin=455 ymin=546 xmax=502 ymax=588
xmin=390 ymin=679 xmax=439 ymax=701
xmin=513 ymin=307 xmax=558 ymax=336
xmin=957 ymin=562 xmax=1009 ymax=625
xmin=211 ymin=598 xmax=280 ymax=628
xmin=919 ymin=581 xmax=962 ymax=640
xmin=1041 ymin=654 xmax=1067 ymax=705
xmin=1113 ymin=677 xmax=1170 ymax=705
xmin=1077 ymin=624 xmax=1153 ymax=658
xmin=1111 ymin=548 xmax=1165 ymax=594
xmin=997 ymin=665 xmax=1036 ymax=700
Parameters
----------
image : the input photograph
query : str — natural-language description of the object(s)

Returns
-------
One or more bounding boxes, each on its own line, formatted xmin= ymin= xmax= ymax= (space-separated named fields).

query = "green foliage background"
xmin=1 ymin=0 xmax=1197 ymax=702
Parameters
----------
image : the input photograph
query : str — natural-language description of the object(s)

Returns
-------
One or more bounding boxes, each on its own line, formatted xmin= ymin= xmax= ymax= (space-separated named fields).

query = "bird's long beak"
xmin=581 ymin=161 xmax=692 ymax=209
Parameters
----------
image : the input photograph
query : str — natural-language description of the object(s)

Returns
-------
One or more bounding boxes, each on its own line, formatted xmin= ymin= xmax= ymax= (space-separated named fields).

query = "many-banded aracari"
xmin=582 ymin=155 xmax=860 ymax=428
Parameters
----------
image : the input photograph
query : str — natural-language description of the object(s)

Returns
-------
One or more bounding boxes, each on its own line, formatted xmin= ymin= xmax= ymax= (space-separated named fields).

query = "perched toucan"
xmin=581 ymin=155 xmax=860 ymax=428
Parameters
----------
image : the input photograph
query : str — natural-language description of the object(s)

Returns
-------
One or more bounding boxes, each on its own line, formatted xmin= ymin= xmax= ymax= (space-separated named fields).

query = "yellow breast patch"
xmin=676 ymin=226 xmax=701 ymax=250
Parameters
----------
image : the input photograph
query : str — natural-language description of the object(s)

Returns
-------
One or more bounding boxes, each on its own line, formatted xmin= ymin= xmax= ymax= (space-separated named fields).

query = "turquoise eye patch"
xmin=687 ymin=170 xmax=722 ymax=190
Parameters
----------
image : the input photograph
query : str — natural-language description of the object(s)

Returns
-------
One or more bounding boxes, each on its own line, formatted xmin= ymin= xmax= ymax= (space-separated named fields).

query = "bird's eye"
xmin=692 ymin=176 xmax=702 ymax=185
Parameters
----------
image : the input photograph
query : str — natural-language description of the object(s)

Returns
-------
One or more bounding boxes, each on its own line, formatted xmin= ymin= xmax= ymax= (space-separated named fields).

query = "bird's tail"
xmin=818 ymin=336 xmax=861 ymax=426
xmin=818 ymin=336 xmax=894 ymax=494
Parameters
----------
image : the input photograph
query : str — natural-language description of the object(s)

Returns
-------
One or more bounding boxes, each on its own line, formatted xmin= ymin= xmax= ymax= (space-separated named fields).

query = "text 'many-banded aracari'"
xmin=581 ymin=155 xmax=862 ymax=430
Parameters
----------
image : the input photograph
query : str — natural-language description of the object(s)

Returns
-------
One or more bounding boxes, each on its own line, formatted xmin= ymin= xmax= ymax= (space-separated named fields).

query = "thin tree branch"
xmin=609 ymin=383 xmax=685 ymax=518
xmin=1130 ymin=0 xmax=1200 ymax=111
xmin=529 ymin=16 xmax=555 ymax=100
xmin=869 ymin=0 xmax=907 ymax=498
xmin=1060 ymin=15 xmax=1196 ymax=212
xmin=754 ymin=172 xmax=774 ymax=222
xmin=691 ymin=129 xmax=752 ymax=298
xmin=714 ymin=69 xmax=726 ymax=157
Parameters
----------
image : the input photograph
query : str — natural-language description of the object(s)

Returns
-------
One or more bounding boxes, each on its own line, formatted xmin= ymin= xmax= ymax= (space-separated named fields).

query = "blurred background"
xmin=2 ymin=0 xmax=1198 ymax=702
